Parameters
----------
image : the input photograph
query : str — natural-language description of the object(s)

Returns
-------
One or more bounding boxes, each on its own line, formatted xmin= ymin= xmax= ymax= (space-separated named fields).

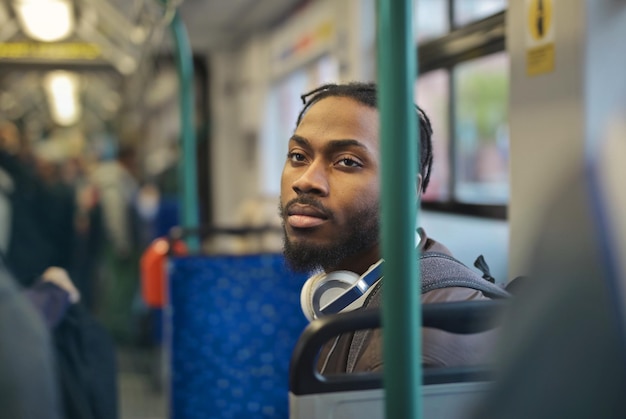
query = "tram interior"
xmin=1 ymin=0 xmax=625 ymax=418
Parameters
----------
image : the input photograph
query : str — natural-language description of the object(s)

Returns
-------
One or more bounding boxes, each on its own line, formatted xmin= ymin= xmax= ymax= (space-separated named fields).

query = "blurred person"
xmin=91 ymin=146 xmax=139 ymax=259
xmin=0 ymin=123 xmax=117 ymax=417
xmin=70 ymin=179 xmax=104 ymax=311
xmin=47 ymin=267 xmax=118 ymax=419
xmin=279 ymin=82 xmax=508 ymax=373
xmin=1 ymin=263 xmax=116 ymax=419
xmin=90 ymin=145 xmax=141 ymax=344
xmin=23 ymin=266 xmax=80 ymax=328
xmin=0 ymin=159 xmax=13 ymax=255
xmin=0 ymin=122 xmax=74 ymax=286
xmin=0 ymin=119 xmax=22 ymax=155
xmin=135 ymin=181 xmax=161 ymax=249
xmin=24 ymin=266 xmax=118 ymax=419
xmin=0 ymin=262 xmax=62 ymax=419
xmin=52 ymin=154 xmax=106 ymax=312
xmin=0 ymin=121 xmax=19 ymax=254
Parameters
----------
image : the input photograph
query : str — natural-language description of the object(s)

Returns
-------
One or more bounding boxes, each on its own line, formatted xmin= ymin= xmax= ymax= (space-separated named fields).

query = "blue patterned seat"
xmin=168 ymin=254 xmax=308 ymax=419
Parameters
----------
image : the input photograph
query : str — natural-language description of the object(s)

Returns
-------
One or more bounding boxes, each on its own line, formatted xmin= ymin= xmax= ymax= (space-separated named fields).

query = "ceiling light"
xmin=116 ymin=55 xmax=138 ymax=75
xmin=14 ymin=0 xmax=75 ymax=42
xmin=43 ymin=71 xmax=81 ymax=126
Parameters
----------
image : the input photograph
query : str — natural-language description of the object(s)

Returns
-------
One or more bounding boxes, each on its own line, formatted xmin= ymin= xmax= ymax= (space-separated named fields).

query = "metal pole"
xmin=169 ymin=9 xmax=200 ymax=252
xmin=377 ymin=0 xmax=421 ymax=418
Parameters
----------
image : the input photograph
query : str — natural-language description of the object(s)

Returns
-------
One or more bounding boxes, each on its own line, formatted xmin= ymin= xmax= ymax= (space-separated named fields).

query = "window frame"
xmin=417 ymin=10 xmax=507 ymax=220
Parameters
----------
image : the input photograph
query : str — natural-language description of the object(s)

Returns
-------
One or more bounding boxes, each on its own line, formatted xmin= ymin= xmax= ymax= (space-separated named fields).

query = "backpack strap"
xmin=420 ymin=252 xmax=510 ymax=299
xmin=346 ymin=253 xmax=509 ymax=372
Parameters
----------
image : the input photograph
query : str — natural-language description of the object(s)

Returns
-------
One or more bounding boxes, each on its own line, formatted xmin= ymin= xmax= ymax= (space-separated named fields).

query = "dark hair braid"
xmin=296 ymin=82 xmax=434 ymax=192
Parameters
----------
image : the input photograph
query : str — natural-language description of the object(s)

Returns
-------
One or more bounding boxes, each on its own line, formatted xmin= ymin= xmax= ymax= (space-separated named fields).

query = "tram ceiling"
xmin=175 ymin=0 xmax=306 ymax=51
xmin=0 ymin=0 xmax=175 ymax=132
xmin=0 ymin=0 xmax=305 ymax=135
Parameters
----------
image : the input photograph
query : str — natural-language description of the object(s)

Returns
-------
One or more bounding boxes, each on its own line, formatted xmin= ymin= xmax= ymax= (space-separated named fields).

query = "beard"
xmin=279 ymin=196 xmax=380 ymax=273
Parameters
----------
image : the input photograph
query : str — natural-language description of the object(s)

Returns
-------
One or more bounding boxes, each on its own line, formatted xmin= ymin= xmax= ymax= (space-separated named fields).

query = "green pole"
xmin=377 ymin=0 xmax=421 ymax=418
xmin=170 ymin=9 xmax=200 ymax=252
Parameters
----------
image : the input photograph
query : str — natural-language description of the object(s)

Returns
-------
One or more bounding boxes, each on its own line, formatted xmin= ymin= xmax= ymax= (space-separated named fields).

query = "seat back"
xmin=167 ymin=253 xmax=308 ymax=419
xmin=289 ymin=300 xmax=507 ymax=419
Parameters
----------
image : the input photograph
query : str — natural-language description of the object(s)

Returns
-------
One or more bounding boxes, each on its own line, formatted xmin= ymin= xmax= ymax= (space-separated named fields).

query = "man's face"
xmin=279 ymin=96 xmax=381 ymax=272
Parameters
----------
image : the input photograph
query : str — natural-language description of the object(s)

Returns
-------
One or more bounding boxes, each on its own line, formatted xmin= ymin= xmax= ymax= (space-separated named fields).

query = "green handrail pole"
xmin=170 ymin=9 xmax=200 ymax=252
xmin=377 ymin=0 xmax=421 ymax=419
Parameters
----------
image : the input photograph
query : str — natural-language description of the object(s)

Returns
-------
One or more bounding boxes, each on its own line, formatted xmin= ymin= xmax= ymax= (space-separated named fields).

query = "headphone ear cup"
xmin=300 ymin=273 xmax=324 ymax=322
xmin=300 ymin=271 xmax=361 ymax=321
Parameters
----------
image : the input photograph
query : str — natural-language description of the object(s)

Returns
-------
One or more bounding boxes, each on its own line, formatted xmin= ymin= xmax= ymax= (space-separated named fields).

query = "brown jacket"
xmin=317 ymin=231 xmax=498 ymax=374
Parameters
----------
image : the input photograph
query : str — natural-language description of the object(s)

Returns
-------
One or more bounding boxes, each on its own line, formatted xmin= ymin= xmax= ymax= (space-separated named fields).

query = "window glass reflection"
xmin=454 ymin=0 xmax=507 ymax=27
xmin=453 ymin=52 xmax=509 ymax=204
xmin=414 ymin=0 xmax=449 ymax=43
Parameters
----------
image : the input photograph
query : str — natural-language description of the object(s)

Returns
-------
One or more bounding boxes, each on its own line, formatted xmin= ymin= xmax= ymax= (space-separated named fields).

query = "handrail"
xmin=377 ymin=1 xmax=421 ymax=418
xmin=168 ymin=4 xmax=200 ymax=252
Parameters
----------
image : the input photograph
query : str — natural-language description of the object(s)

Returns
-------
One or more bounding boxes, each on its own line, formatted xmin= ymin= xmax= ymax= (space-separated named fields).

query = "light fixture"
xmin=14 ymin=0 xmax=75 ymax=42
xmin=43 ymin=70 xmax=81 ymax=126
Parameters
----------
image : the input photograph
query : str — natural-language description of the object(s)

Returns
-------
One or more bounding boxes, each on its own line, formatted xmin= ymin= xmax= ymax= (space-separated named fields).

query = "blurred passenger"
xmin=91 ymin=146 xmax=139 ymax=258
xmin=23 ymin=266 xmax=80 ymax=328
xmin=279 ymin=82 xmax=508 ymax=373
xmin=25 ymin=266 xmax=118 ymax=419
xmin=135 ymin=181 xmax=161 ymax=249
xmin=0 ymin=262 xmax=62 ymax=419
xmin=0 ymin=144 xmax=13 ymax=254
xmin=58 ymin=155 xmax=105 ymax=312
xmin=48 ymin=267 xmax=118 ymax=419
xmin=91 ymin=145 xmax=141 ymax=344
xmin=0 ymin=121 xmax=74 ymax=286
xmin=2 ymin=262 xmax=117 ymax=419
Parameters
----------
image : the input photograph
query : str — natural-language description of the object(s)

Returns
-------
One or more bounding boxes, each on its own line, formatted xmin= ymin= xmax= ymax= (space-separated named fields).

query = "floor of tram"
xmin=117 ymin=345 xmax=167 ymax=419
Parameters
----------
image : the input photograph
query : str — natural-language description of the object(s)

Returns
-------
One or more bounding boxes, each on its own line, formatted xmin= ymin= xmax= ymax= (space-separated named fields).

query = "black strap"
xmin=347 ymin=253 xmax=509 ymax=372
xmin=474 ymin=255 xmax=496 ymax=283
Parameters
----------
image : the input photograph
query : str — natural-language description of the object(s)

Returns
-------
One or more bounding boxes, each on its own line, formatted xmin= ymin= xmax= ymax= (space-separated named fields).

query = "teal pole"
xmin=169 ymin=9 xmax=200 ymax=252
xmin=377 ymin=0 xmax=421 ymax=418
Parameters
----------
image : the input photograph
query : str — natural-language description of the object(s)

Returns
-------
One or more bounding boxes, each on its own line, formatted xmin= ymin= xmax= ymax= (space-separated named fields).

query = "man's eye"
xmin=337 ymin=157 xmax=362 ymax=168
xmin=288 ymin=152 xmax=306 ymax=162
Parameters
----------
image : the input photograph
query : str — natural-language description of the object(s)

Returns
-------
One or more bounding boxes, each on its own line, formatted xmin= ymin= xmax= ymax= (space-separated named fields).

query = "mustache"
xmin=281 ymin=195 xmax=334 ymax=220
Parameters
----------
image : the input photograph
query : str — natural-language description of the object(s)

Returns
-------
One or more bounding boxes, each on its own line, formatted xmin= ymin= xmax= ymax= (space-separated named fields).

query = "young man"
xmin=279 ymin=82 xmax=506 ymax=373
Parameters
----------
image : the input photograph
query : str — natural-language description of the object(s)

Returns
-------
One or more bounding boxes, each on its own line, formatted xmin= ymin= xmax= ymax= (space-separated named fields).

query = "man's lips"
xmin=287 ymin=204 xmax=328 ymax=229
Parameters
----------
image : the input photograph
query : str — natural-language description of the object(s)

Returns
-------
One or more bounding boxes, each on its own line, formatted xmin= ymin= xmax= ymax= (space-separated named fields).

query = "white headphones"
xmin=299 ymin=231 xmax=424 ymax=321
xmin=299 ymin=259 xmax=384 ymax=321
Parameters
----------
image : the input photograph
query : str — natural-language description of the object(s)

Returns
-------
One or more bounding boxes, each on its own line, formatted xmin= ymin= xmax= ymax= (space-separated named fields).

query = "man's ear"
xmin=415 ymin=174 xmax=423 ymax=200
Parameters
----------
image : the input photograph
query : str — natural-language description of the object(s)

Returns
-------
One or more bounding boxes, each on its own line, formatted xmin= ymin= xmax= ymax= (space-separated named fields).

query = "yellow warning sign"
xmin=528 ymin=0 xmax=553 ymax=41
xmin=526 ymin=0 xmax=555 ymax=77
xmin=527 ymin=44 xmax=555 ymax=76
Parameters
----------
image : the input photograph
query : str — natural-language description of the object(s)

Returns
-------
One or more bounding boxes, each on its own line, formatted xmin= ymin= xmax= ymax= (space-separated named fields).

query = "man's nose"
xmin=292 ymin=162 xmax=329 ymax=196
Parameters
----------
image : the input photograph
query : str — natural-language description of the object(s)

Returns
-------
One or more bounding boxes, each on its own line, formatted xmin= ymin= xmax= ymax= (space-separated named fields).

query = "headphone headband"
xmin=319 ymin=260 xmax=384 ymax=315
xmin=300 ymin=259 xmax=384 ymax=321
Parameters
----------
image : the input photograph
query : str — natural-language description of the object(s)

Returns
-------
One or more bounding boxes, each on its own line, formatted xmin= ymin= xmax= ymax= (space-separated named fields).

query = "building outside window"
xmin=415 ymin=0 xmax=508 ymax=218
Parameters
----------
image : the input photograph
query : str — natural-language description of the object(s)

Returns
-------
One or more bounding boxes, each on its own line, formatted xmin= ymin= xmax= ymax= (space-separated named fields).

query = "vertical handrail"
xmin=169 ymin=8 xmax=200 ymax=252
xmin=377 ymin=0 xmax=421 ymax=418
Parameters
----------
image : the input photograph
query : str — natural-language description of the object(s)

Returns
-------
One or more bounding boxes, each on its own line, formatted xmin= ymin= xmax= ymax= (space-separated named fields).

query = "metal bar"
xmin=169 ymin=8 xmax=200 ymax=252
xmin=377 ymin=0 xmax=421 ymax=418
xmin=449 ymin=66 xmax=457 ymax=201
xmin=448 ymin=0 xmax=456 ymax=31
xmin=80 ymin=0 xmax=140 ymax=37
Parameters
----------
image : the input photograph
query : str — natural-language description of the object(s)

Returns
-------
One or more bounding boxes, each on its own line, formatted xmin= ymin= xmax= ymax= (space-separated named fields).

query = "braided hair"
xmin=296 ymin=82 xmax=434 ymax=192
